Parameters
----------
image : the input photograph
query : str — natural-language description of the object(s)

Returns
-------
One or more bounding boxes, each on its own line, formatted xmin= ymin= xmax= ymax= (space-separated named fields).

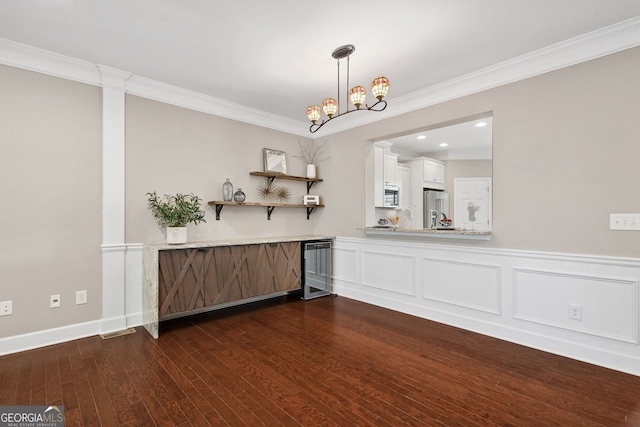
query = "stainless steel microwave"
xmin=383 ymin=185 xmax=399 ymax=208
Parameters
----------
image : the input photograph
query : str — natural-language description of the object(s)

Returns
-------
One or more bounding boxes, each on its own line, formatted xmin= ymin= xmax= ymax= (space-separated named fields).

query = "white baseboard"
xmin=0 ymin=314 xmax=143 ymax=356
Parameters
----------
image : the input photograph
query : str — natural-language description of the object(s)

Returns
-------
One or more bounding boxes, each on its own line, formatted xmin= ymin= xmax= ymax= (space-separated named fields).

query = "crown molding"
xmin=97 ymin=64 xmax=132 ymax=91
xmin=2 ymin=15 xmax=640 ymax=138
xmin=125 ymin=75 xmax=307 ymax=136
xmin=310 ymin=16 xmax=640 ymax=138
xmin=0 ymin=38 xmax=101 ymax=86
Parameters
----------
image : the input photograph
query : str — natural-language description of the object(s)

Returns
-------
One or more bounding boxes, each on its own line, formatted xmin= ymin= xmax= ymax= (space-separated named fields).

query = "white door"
xmin=454 ymin=178 xmax=492 ymax=231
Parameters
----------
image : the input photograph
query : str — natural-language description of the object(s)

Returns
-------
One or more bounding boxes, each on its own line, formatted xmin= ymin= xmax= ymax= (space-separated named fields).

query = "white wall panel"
xmin=423 ymin=259 xmax=501 ymax=314
xmin=362 ymin=251 xmax=415 ymax=295
xmin=513 ymin=268 xmax=638 ymax=343
xmin=333 ymin=247 xmax=357 ymax=285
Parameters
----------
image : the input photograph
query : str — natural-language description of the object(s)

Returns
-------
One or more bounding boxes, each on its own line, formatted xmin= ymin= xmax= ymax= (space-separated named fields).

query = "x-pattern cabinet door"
xmin=157 ymin=242 xmax=302 ymax=319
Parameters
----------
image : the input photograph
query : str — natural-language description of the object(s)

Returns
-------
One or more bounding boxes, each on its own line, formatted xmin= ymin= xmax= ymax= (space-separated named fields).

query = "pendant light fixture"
xmin=306 ymin=44 xmax=389 ymax=133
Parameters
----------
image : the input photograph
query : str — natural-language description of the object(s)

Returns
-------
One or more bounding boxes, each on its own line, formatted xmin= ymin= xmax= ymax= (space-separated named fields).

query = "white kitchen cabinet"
xmin=397 ymin=163 xmax=410 ymax=207
xmin=384 ymin=153 xmax=398 ymax=185
xmin=423 ymin=158 xmax=445 ymax=188
xmin=374 ymin=144 xmax=399 ymax=207
xmin=408 ymin=157 xmax=445 ymax=191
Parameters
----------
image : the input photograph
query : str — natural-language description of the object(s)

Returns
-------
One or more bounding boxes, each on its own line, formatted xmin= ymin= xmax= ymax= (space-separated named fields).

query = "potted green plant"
xmin=146 ymin=191 xmax=206 ymax=244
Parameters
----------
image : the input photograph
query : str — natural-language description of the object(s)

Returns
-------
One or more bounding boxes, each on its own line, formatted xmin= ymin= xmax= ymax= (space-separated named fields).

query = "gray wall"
xmin=314 ymin=46 xmax=640 ymax=257
xmin=0 ymin=64 xmax=102 ymax=337
xmin=125 ymin=95 xmax=316 ymax=244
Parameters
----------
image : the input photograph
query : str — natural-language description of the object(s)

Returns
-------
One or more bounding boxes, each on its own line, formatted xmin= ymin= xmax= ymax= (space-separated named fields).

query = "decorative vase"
xmin=306 ymin=164 xmax=317 ymax=178
xmin=166 ymin=226 xmax=187 ymax=244
xmin=233 ymin=188 xmax=246 ymax=202
xmin=222 ymin=178 xmax=233 ymax=201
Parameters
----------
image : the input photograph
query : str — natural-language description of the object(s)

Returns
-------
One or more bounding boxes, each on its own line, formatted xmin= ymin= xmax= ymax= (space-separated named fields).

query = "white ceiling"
xmin=384 ymin=116 xmax=493 ymax=162
xmin=1 ymin=1 xmax=640 ymax=132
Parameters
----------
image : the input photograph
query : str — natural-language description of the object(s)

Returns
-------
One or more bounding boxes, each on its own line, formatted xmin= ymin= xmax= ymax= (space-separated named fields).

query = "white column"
xmin=99 ymin=65 xmax=132 ymax=333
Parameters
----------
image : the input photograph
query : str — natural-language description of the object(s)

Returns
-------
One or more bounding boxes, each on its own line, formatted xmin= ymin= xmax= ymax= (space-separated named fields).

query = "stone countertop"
xmin=144 ymin=235 xmax=336 ymax=251
xmin=364 ymin=227 xmax=491 ymax=240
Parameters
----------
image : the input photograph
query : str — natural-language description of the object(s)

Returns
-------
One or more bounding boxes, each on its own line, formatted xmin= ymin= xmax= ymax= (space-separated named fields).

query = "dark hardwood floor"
xmin=2 ymin=295 xmax=640 ymax=426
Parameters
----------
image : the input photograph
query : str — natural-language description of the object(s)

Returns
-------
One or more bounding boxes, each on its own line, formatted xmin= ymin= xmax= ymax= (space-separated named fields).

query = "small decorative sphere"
xmin=233 ymin=188 xmax=246 ymax=203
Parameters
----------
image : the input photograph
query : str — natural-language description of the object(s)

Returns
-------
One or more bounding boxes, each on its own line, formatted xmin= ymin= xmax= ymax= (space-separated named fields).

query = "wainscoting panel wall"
xmin=333 ymin=237 xmax=640 ymax=376
xmin=422 ymin=259 xmax=501 ymax=315
xmin=362 ymin=250 xmax=416 ymax=296
xmin=513 ymin=268 xmax=638 ymax=343
xmin=333 ymin=247 xmax=358 ymax=286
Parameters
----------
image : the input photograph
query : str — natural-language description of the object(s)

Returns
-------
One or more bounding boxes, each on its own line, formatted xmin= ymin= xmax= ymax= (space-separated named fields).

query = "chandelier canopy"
xmin=306 ymin=44 xmax=389 ymax=133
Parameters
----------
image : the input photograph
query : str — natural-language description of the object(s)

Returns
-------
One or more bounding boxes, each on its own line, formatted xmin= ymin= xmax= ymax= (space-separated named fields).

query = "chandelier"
xmin=306 ymin=44 xmax=389 ymax=133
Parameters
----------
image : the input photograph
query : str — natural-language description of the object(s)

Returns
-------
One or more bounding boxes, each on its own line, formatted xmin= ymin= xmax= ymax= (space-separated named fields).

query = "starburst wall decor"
xmin=274 ymin=185 xmax=291 ymax=202
xmin=256 ymin=179 xmax=291 ymax=202
xmin=257 ymin=179 xmax=274 ymax=200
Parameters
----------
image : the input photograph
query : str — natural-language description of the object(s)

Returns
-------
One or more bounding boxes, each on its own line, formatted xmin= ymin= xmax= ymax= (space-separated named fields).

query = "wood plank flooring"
xmin=2 ymin=295 xmax=640 ymax=426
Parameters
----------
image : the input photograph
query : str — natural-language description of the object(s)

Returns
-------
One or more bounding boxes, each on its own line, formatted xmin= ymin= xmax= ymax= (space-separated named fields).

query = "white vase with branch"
xmin=294 ymin=139 xmax=329 ymax=178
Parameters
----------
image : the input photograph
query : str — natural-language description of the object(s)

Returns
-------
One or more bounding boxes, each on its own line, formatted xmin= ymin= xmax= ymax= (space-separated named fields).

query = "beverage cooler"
xmin=302 ymin=240 xmax=331 ymax=300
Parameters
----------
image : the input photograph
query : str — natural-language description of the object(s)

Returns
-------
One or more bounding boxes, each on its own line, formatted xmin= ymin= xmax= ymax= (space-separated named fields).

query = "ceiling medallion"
xmin=306 ymin=44 xmax=389 ymax=133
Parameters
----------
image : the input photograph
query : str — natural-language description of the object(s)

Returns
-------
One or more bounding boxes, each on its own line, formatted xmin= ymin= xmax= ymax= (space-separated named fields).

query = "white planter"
xmin=306 ymin=164 xmax=317 ymax=178
xmin=166 ymin=226 xmax=187 ymax=244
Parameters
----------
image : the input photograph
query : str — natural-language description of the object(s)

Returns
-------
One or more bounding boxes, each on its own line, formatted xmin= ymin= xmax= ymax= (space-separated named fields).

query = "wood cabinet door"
xmin=158 ymin=242 xmax=302 ymax=318
xmin=204 ymin=245 xmax=249 ymax=306
xmin=206 ymin=242 xmax=301 ymax=305
xmin=158 ymin=248 xmax=212 ymax=317
xmin=270 ymin=241 xmax=302 ymax=292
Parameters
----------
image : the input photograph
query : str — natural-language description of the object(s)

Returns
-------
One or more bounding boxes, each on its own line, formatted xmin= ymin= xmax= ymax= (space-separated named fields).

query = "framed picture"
xmin=263 ymin=148 xmax=287 ymax=174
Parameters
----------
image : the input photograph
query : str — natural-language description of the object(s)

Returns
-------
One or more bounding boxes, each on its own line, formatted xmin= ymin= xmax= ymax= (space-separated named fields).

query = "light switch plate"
xmin=610 ymin=214 xmax=640 ymax=231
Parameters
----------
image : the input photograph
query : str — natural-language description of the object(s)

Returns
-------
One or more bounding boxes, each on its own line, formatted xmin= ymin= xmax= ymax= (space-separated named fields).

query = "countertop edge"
xmin=144 ymin=235 xmax=336 ymax=250
xmin=363 ymin=227 xmax=492 ymax=240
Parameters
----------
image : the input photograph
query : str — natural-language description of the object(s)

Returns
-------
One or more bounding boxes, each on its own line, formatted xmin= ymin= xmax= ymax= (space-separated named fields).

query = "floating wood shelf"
xmin=209 ymin=172 xmax=324 ymax=220
xmin=208 ymin=201 xmax=324 ymax=220
xmin=249 ymin=171 xmax=323 ymax=193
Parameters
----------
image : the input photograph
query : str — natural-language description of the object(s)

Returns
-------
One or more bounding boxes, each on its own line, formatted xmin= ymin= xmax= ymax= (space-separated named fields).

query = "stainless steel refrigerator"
xmin=424 ymin=190 xmax=450 ymax=229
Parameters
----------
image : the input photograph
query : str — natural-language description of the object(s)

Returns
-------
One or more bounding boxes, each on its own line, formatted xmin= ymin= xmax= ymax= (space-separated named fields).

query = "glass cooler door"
xmin=303 ymin=241 xmax=331 ymax=300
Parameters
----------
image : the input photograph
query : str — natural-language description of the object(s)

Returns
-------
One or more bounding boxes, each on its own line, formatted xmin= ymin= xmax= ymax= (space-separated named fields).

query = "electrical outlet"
xmin=76 ymin=290 xmax=87 ymax=305
xmin=610 ymin=214 xmax=640 ymax=230
xmin=0 ymin=301 xmax=12 ymax=316
xmin=568 ymin=303 xmax=582 ymax=320
xmin=50 ymin=294 xmax=61 ymax=309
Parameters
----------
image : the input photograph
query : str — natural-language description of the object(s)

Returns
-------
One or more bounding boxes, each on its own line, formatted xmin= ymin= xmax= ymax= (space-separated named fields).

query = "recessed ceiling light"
xmin=439 ymin=142 xmax=448 ymax=147
xmin=416 ymin=135 xmax=426 ymax=140
xmin=475 ymin=122 xmax=487 ymax=127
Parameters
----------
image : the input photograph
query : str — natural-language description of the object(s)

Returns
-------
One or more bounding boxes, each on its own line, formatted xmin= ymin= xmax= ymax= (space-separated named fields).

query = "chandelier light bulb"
xmin=350 ymin=86 xmax=366 ymax=109
xmin=371 ymin=76 xmax=390 ymax=100
xmin=305 ymin=44 xmax=390 ymax=132
xmin=322 ymin=98 xmax=338 ymax=118
xmin=306 ymin=105 xmax=321 ymax=124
